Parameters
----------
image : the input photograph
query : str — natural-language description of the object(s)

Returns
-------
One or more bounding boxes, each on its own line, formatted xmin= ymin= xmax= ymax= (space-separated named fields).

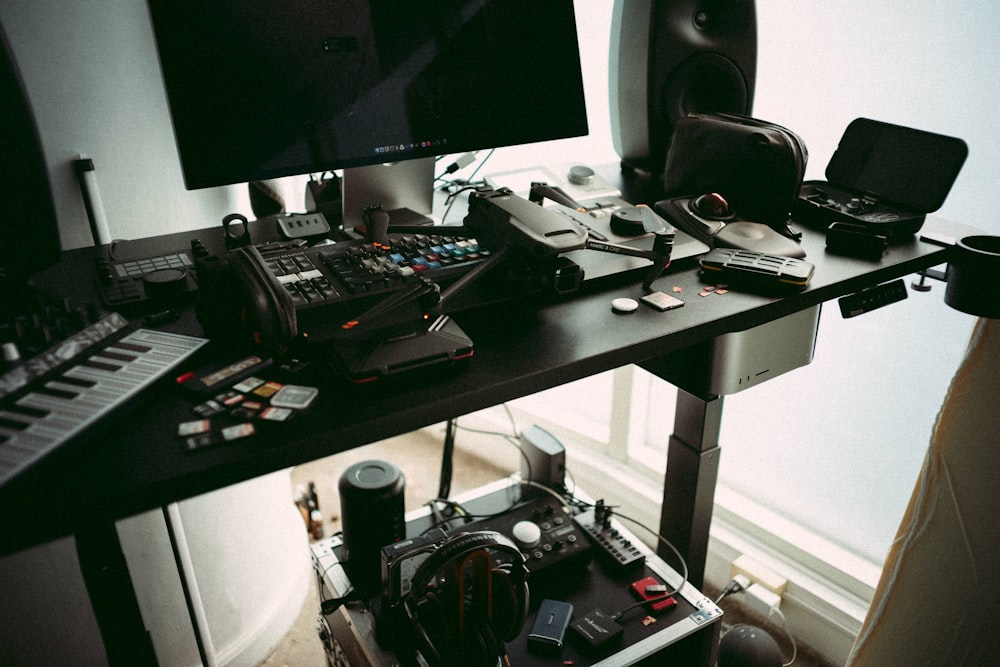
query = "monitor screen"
xmin=0 ymin=22 xmax=61 ymax=293
xmin=147 ymin=0 xmax=589 ymax=194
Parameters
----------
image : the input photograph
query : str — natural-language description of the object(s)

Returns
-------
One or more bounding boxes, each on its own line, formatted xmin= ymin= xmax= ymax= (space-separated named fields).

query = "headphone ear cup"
xmin=226 ymin=246 xmax=297 ymax=348
xmin=402 ymin=532 xmax=529 ymax=666
xmin=487 ymin=567 xmax=523 ymax=642
xmin=411 ymin=591 xmax=450 ymax=665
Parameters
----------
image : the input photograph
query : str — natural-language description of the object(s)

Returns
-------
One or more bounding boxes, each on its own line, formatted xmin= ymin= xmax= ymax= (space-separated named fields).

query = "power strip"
xmin=573 ymin=507 xmax=645 ymax=568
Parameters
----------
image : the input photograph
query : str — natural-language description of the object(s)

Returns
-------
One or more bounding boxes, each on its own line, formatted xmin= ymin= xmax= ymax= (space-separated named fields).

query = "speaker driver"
xmin=661 ymin=53 xmax=749 ymax=124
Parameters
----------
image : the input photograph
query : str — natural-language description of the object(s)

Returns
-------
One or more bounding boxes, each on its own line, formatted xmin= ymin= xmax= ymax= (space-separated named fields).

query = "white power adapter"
xmin=744 ymin=582 xmax=782 ymax=619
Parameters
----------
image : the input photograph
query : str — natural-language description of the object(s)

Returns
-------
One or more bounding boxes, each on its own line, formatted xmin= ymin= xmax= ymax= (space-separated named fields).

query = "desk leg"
xmin=658 ymin=389 xmax=723 ymax=589
xmin=76 ymin=518 xmax=159 ymax=666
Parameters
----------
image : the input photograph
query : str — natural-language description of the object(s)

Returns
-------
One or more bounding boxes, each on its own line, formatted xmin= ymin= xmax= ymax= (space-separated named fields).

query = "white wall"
xmin=1 ymin=0 xmax=237 ymax=250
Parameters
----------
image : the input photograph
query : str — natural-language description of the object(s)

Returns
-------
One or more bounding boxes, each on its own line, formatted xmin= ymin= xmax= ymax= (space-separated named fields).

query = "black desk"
xmin=0 ymin=170 xmax=974 ymax=662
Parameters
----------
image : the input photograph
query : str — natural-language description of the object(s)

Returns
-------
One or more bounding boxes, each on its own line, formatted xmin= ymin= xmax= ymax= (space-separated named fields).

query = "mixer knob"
xmin=512 ymin=520 xmax=542 ymax=548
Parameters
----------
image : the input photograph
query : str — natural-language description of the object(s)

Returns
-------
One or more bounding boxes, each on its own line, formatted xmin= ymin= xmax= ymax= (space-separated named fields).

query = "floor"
xmin=256 ymin=424 xmax=835 ymax=667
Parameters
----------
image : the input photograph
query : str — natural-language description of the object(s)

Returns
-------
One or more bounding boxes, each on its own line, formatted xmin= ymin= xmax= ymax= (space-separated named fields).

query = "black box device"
xmin=528 ymin=599 xmax=574 ymax=650
xmin=794 ymin=118 xmax=967 ymax=239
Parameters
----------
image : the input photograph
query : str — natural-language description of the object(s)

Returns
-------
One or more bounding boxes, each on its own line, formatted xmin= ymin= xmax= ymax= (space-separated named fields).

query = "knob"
xmin=512 ymin=520 xmax=542 ymax=548
xmin=567 ymin=165 xmax=595 ymax=186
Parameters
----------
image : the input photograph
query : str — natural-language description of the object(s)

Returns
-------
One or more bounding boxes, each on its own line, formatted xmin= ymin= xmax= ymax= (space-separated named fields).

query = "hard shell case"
xmin=793 ymin=118 xmax=967 ymax=238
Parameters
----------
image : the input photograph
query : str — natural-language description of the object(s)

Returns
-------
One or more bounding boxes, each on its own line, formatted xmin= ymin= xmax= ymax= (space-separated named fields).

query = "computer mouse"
xmin=690 ymin=192 xmax=735 ymax=220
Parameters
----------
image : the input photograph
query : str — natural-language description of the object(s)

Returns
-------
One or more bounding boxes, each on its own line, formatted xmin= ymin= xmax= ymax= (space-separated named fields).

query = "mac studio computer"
xmin=146 ymin=0 xmax=589 ymax=230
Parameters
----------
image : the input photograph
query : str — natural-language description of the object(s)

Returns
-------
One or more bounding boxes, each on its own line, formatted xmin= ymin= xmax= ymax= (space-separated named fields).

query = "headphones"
xmin=395 ymin=531 xmax=529 ymax=667
xmin=194 ymin=244 xmax=298 ymax=351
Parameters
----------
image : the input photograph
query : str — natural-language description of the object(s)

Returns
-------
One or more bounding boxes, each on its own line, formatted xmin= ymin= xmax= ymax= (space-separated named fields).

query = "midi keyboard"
xmin=0 ymin=312 xmax=208 ymax=488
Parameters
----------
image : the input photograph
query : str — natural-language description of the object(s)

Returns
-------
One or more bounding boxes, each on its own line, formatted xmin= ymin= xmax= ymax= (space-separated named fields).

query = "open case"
xmin=793 ymin=118 xmax=967 ymax=239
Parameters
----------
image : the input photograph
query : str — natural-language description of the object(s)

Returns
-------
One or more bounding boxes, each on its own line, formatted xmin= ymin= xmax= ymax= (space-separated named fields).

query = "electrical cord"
xmin=771 ymin=606 xmax=798 ymax=666
xmin=714 ymin=573 xmax=751 ymax=603
xmin=451 ymin=420 xmax=534 ymax=494
xmin=611 ymin=591 xmax=682 ymax=622
xmin=435 ymin=151 xmax=478 ymax=180
xmin=715 ymin=574 xmax=798 ymax=666
xmin=437 ymin=418 xmax=457 ymax=499
xmin=439 ymin=148 xmax=494 ymax=223
xmin=607 ymin=508 xmax=689 ymax=597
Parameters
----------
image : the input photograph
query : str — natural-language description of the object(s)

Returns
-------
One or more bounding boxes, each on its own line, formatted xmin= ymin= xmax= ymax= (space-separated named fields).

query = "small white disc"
xmin=611 ymin=297 xmax=639 ymax=313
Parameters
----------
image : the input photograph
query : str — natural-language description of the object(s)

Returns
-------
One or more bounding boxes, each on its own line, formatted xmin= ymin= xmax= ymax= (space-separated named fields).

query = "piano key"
xmin=0 ymin=327 xmax=208 ymax=488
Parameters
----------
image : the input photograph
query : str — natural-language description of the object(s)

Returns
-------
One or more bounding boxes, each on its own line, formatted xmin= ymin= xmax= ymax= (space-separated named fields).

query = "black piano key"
xmin=35 ymin=386 xmax=79 ymax=400
xmin=5 ymin=404 xmax=49 ymax=419
xmin=80 ymin=359 xmax=122 ymax=372
xmin=113 ymin=341 xmax=153 ymax=353
xmin=96 ymin=350 xmax=138 ymax=363
xmin=55 ymin=375 xmax=97 ymax=388
xmin=0 ymin=415 xmax=30 ymax=431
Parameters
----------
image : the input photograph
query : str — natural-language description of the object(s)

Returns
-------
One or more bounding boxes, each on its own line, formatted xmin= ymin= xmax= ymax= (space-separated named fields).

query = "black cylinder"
xmin=338 ymin=460 xmax=406 ymax=597
xmin=945 ymin=235 xmax=1000 ymax=319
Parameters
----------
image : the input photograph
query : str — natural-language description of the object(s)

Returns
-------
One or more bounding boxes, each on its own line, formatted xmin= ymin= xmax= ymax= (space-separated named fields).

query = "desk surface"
xmin=0 ymin=168 xmax=975 ymax=555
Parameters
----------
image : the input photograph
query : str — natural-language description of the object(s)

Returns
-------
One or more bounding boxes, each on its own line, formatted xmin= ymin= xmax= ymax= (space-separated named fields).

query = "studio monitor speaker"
xmin=610 ymin=0 xmax=757 ymax=175
xmin=0 ymin=21 xmax=62 ymax=281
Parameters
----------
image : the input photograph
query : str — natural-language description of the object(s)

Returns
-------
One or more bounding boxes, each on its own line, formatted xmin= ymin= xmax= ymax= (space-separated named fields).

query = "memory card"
xmin=176 ymin=355 xmax=272 ymax=395
xmin=270 ymin=384 xmax=318 ymax=410
xmin=640 ymin=291 xmax=685 ymax=312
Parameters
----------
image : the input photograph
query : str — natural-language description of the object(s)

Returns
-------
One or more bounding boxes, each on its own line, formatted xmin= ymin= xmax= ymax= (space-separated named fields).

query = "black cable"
xmin=440 ymin=148 xmax=494 ymax=224
xmin=612 ymin=591 xmax=681 ymax=621
xmin=437 ymin=418 xmax=457 ymax=499
xmin=451 ymin=422 xmax=533 ymax=493
xmin=315 ymin=537 xmax=361 ymax=614
xmin=608 ymin=509 xmax=688 ymax=590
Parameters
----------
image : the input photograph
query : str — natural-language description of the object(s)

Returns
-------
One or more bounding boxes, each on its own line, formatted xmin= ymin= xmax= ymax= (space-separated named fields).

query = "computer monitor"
xmin=0 ymin=22 xmax=62 ymax=300
xmin=147 ymin=0 xmax=589 ymax=228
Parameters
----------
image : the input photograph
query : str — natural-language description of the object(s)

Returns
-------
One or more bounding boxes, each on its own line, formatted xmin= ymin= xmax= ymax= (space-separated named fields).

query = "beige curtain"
xmin=848 ymin=317 xmax=1000 ymax=665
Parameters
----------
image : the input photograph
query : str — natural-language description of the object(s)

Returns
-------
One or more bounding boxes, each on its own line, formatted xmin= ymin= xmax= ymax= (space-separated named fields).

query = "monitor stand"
xmin=341 ymin=157 xmax=436 ymax=231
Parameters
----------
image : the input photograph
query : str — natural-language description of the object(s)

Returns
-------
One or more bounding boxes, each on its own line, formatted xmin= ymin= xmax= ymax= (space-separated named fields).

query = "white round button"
xmin=511 ymin=520 xmax=542 ymax=548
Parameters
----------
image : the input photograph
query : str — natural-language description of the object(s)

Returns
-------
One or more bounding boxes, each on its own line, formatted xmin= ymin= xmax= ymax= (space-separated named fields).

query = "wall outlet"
xmin=730 ymin=554 xmax=788 ymax=596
